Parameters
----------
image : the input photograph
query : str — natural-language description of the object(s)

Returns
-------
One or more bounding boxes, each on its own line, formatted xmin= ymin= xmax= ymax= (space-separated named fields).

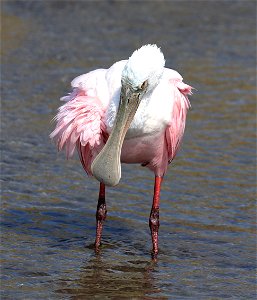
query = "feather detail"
xmin=60 ymin=87 xmax=84 ymax=102
xmin=165 ymin=79 xmax=192 ymax=163
xmin=50 ymin=88 xmax=107 ymax=174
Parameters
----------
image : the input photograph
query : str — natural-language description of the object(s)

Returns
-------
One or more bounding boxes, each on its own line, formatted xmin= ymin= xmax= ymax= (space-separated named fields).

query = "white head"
xmin=121 ymin=44 xmax=165 ymax=92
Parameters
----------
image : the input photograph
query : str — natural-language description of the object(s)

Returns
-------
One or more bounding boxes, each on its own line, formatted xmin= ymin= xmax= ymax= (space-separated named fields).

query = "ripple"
xmin=1 ymin=1 xmax=256 ymax=299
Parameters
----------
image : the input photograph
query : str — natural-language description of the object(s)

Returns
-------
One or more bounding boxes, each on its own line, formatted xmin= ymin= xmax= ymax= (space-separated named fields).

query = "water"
xmin=1 ymin=1 xmax=256 ymax=299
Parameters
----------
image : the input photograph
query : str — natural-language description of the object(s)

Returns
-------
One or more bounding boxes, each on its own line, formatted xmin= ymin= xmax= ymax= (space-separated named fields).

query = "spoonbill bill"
xmin=50 ymin=44 xmax=192 ymax=258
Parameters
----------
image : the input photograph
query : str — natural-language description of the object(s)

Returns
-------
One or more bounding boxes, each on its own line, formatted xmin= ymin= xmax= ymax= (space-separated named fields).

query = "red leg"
xmin=149 ymin=176 xmax=162 ymax=259
xmin=95 ymin=182 xmax=107 ymax=250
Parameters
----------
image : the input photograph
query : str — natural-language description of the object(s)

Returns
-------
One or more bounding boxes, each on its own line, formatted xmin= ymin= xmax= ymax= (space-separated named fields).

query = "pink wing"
xmin=165 ymin=78 xmax=192 ymax=163
xmin=50 ymin=81 xmax=108 ymax=175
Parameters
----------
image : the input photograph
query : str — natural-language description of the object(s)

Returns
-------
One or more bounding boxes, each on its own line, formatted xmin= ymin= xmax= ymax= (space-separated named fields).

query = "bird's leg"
xmin=149 ymin=176 xmax=162 ymax=259
xmin=95 ymin=182 xmax=107 ymax=250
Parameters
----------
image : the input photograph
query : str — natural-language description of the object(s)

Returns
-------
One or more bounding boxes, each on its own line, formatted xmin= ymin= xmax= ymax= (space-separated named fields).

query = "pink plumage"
xmin=50 ymin=45 xmax=193 ymax=258
xmin=165 ymin=79 xmax=191 ymax=163
xmin=50 ymin=74 xmax=191 ymax=176
xmin=50 ymin=87 xmax=108 ymax=174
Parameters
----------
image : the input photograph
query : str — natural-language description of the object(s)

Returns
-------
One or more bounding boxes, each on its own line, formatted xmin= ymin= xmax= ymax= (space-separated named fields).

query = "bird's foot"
xmin=94 ymin=241 xmax=101 ymax=254
xmin=151 ymin=250 xmax=158 ymax=261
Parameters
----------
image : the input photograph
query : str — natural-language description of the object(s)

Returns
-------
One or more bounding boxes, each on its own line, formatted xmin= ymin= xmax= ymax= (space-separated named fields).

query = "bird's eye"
xmin=140 ymin=80 xmax=148 ymax=90
xmin=136 ymin=80 xmax=148 ymax=92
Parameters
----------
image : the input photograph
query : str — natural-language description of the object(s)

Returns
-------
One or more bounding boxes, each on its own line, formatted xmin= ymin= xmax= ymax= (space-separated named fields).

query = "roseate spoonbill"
xmin=50 ymin=44 xmax=192 ymax=258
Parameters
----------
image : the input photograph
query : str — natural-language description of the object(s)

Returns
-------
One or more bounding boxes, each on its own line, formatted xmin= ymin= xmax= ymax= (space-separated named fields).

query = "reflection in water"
xmin=56 ymin=254 xmax=162 ymax=299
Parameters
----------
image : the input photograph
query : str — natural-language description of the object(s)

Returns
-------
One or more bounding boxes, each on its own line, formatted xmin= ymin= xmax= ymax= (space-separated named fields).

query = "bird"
xmin=50 ymin=44 xmax=192 ymax=259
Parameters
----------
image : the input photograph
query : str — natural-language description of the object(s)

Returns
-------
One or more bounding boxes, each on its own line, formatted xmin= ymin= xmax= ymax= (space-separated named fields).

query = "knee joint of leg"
xmin=96 ymin=203 xmax=107 ymax=221
xmin=149 ymin=209 xmax=160 ymax=230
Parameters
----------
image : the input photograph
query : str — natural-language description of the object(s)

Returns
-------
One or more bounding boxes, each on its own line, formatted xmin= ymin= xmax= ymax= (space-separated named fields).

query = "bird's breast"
xmin=105 ymin=80 xmax=173 ymax=139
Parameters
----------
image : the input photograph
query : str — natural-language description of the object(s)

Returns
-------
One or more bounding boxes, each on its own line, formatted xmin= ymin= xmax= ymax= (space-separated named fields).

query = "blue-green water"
xmin=1 ymin=1 xmax=256 ymax=299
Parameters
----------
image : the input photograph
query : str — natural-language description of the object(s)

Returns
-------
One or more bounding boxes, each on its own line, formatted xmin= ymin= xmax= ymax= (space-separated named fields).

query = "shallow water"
xmin=1 ymin=1 xmax=256 ymax=299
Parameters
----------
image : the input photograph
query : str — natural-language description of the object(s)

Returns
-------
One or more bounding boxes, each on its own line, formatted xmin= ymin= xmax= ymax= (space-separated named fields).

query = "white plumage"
xmin=121 ymin=44 xmax=165 ymax=90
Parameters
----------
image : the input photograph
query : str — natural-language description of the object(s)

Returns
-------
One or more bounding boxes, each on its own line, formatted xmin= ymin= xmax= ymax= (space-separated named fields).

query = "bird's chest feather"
xmin=105 ymin=81 xmax=172 ymax=139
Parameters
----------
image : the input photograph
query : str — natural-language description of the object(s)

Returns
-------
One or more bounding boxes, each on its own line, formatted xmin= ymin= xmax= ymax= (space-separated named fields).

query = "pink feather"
xmin=50 ymin=88 xmax=107 ymax=174
xmin=165 ymin=79 xmax=192 ymax=163
xmin=50 ymin=63 xmax=192 ymax=178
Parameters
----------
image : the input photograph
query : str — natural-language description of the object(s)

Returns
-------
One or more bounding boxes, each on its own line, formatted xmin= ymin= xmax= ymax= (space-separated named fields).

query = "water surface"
xmin=1 ymin=1 xmax=256 ymax=299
